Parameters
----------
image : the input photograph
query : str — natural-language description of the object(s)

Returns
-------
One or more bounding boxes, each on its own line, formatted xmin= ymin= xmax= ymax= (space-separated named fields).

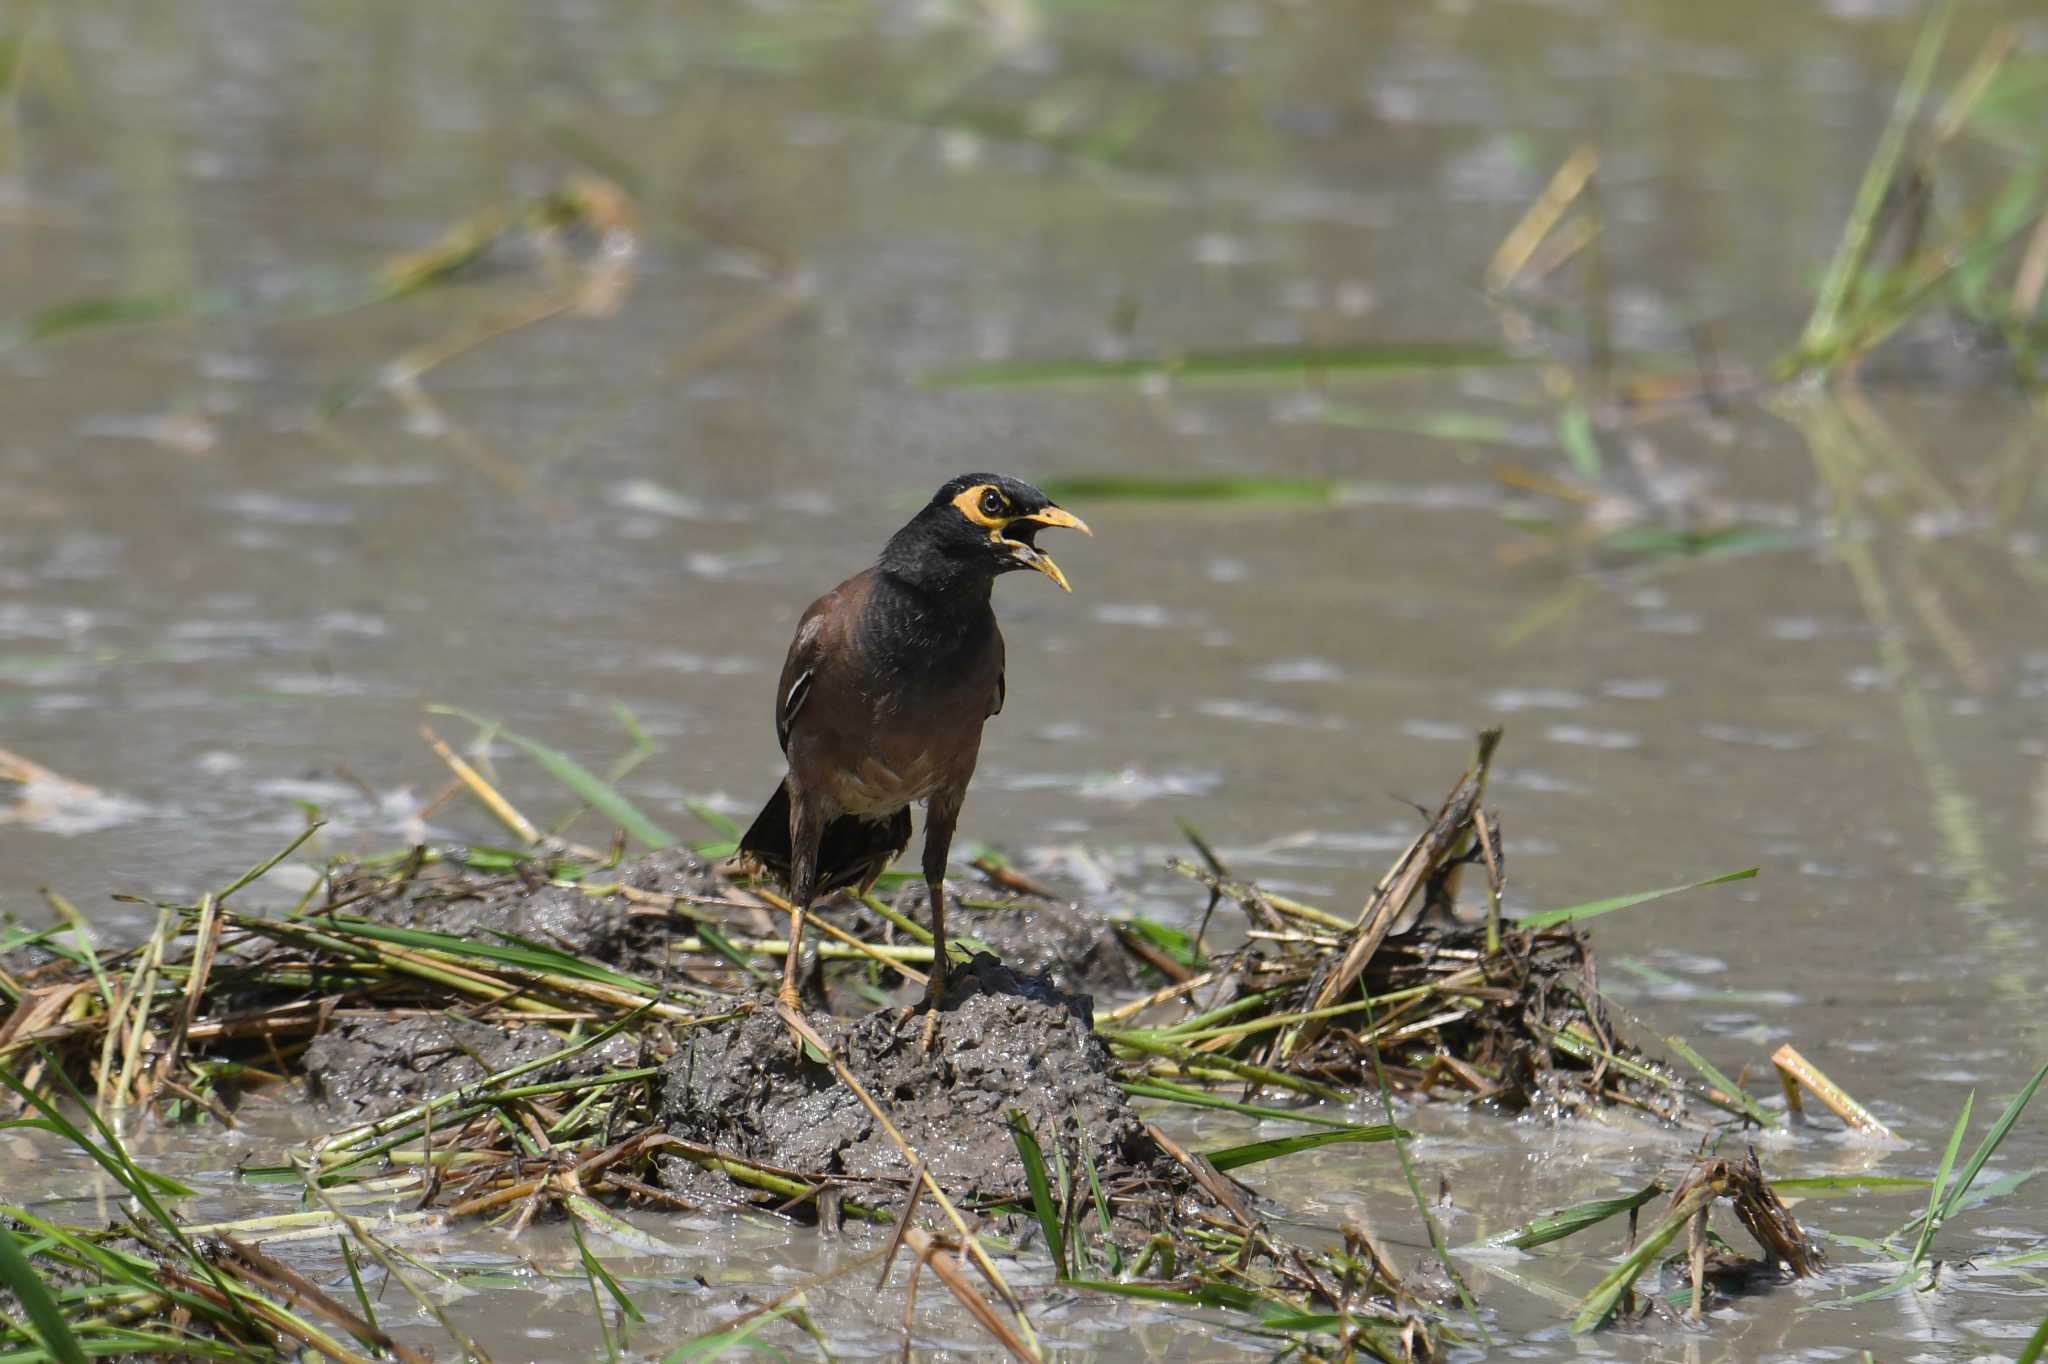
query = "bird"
xmin=736 ymin=473 xmax=1090 ymax=1021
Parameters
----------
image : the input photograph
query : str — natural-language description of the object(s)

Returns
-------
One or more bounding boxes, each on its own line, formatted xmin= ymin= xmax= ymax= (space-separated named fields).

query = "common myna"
xmin=737 ymin=473 xmax=1090 ymax=1017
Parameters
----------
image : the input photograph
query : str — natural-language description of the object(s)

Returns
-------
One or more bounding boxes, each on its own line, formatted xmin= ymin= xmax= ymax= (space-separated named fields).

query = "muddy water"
xmin=4 ymin=0 xmax=2046 ymax=1358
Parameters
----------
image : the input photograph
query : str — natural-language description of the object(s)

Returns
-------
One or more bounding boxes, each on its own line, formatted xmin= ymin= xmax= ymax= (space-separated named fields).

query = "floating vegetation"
xmin=922 ymin=342 xmax=1519 ymax=388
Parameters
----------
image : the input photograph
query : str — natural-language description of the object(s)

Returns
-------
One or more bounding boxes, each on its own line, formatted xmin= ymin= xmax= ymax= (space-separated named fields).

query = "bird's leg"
xmin=779 ymin=790 xmax=823 ymax=1015
xmin=918 ymin=799 xmax=961 ymax=1031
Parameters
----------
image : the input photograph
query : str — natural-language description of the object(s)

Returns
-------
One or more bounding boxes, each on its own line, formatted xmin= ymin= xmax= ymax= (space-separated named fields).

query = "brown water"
xmin=4 ymin=0 xmax=2046 ymax=1358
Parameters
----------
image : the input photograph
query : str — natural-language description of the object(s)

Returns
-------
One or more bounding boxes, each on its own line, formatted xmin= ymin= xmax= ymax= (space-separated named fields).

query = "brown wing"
xmin=989 ymin=622 xmax=1007 ymax=718
xmin=775 ymin=570 xmax=871 ymax=754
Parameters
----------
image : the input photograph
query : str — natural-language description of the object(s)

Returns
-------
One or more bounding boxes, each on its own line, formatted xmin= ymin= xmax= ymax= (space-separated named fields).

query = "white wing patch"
xmin=778 ymin=669 xmax=813 ymax=751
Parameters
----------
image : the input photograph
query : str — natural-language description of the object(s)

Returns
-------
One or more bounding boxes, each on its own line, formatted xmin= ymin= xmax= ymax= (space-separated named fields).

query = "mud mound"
xmin=338 ymin=847 xmax=725 ymax=978
xmin=658 ymin=956 xmax=1153 ymax=1208
xmin=304 ymin=1015 xmax=641 ymax=1120
xmin=816 ymin=890 xmax=1144 ymax=1002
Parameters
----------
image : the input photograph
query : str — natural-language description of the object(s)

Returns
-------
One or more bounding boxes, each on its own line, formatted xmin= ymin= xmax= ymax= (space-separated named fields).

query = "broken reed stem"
xmin=1771 ymin=1044 xmax=1896 ymax=1140
xmin=774 ymin=1002 xmax=1038 ymax=1359
xmin=1282 ymin=727 xmax=1499 ymax=1061
xmin=1487 ymin=145 xmax=1599 ymax=292
xmin=420 ymin=724 xmax=542 ymax=846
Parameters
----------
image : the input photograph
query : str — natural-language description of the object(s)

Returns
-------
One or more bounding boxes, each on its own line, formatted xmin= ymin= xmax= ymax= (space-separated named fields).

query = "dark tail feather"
xmin=736 ymin=781 xmax=911 ymax=898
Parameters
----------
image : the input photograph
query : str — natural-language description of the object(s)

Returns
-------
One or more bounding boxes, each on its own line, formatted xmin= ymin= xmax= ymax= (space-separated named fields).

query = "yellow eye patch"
xmin=951 ymin=484 xmax=1012 ymax=530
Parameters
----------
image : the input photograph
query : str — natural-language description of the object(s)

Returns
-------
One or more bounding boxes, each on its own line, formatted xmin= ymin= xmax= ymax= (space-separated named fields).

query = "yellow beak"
xmin=1017 ymin=506 xmax=1092 ymax=537
xmin=1002 ymin=505 xmax=1091 ymax=592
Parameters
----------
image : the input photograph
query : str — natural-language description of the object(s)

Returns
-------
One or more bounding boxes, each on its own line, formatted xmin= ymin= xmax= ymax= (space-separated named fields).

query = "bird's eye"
xmin=979 ymin=488 xmax=1006 ymax=517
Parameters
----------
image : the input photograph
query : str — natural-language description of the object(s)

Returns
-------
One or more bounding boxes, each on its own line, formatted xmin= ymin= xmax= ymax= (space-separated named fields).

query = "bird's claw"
xmin=775 ymin=985 xmax=812 ymax=1054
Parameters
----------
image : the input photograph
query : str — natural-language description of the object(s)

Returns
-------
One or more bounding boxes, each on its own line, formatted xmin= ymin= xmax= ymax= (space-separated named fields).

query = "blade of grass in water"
xmin=1460 ymin=1184 xmax=1663 ymax=1252
xmin=0 ymin=1219 xmax=89 ymax=1364
xmin=1911 ymin=1092 xmax=1974 ymax=1267
xmin=1787 ymin=1 xmax=1955 ymax=371
xmin=923 ymin=342 xmax=1518 ymax=388
xmin=1517 ymin=866 xmax=1757 ymax=930
xmin=661 ymin=1300 xmax=807 ymax=1362
xmin=1008 ymin=1111 xmax=1067 ymax=1278
xmin=568 ymin=1212 xmax=645 ymax=1326
xmin=1118 ymin=1078 xmax=1365 ymax=1129
xmin=1664 ymin=1033 xmax=1777 ymax=1128
xmin=1356 ymin=991 xmax=1490 ymax=1345
xmin=1200 ymin=1125 xmax=1405 ymax=1172
xmin=0 ymin=290 xmax=243 ymax=350
xmin=1077 ymin=1137 xmax=1121 ymax=1279
xmin=1771 ymin=1174 xmax=1930 ymax=1194
xmin=1315 ymin=401 xmax=1528 ymax=446
xmin=2019 ymin=1308 xmax=2048 ymax=1364
xmin=1571 ymin=1182 xmax=1718 ymax=1332
xmin=1557 ymin=403 xmax=1603 ymax=477
xmin=432 ymin=706 xmax=674 ymax=849
xmin=1597 ymin=525 xmax=1811 ymax=558
xmin=1932 ymin=1060 xmax=2048 ymax=1227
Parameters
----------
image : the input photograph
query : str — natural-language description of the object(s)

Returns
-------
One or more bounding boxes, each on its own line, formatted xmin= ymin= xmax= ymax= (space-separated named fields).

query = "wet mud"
xmin=815 ymin=887 xmax=1146 ymax=1003
xmin=657 ymin=955 xmax=1171 ymax=1214
xmin=303 ymin=1014 xmax=643 ymax=1121
xmin=338 ymin=847 xmax=730 ymax=982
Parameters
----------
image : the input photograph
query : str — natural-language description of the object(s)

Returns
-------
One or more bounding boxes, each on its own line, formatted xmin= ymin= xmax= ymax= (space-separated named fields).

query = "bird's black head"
xmin=879 ymin=473 xmax=1092 ymax=594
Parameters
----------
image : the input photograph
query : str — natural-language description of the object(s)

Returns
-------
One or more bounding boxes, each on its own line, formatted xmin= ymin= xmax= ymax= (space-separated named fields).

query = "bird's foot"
xmin=913 ymin=978 xmax=947 ymax=1052
xmin=774 ymin=984 xmax=813 ymax=1055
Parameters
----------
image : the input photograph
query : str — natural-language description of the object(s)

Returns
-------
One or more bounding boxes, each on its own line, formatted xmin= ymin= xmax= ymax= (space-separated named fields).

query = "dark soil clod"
xmin=304 ymin=1014 xmax=641 ymax=1121
xmin=658 ymin=955 xmax=1154 ymax=1210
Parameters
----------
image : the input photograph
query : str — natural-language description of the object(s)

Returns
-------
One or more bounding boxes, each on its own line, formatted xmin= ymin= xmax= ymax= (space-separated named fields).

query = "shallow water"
xmin=4 ymin=0 xmax=2047 ymax=1358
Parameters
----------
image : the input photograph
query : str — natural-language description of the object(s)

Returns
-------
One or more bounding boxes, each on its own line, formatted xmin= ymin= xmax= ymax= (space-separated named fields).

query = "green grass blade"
xmin=432 ymin=707 xmax=674 ymax=848
xmin=501 ymin=730 xmax=675 ymax=849
xmin=567 ymin=1212 xmax=645 ymax=1326
xmin=1200 ymin=1126 xmax=1404 ymax=1172
xmin=1556 ymin=403 xmax=1603 ymax=477
xmin=337 ymin=1236 xmax=379 ymax=1335
xmin=317 ymin=916 xmax=654 ymax=991
xmin=1354 ymin=990 xmax=1490 ymax=1345
xmin=923 ymin=342 xmax=1518 ymax=388
xmin=1116 ymin=1079 xmax=1363 ymax=1129
xmin=1664 ymin=1034 xmax=1776 ymax=1127
xmin=1937 ymin=1060 xmax=2048 ymax=1224
xmin=0 ymin=1071 xmax=194 ymax=1201
xmin=0 ymin=290 xmax=242 ymax=350
xmin=1007 ymin=1110 xmax=1066 ymax=1277
xmin=683 ymin=800 xmax=741 ymax=841
xmin=565 ymin=1195 xmax=690 ymax=1260
xmin=1460 ymin=1184 xmax=1663 ymax=1252
xmin=1076 ymin=1138 xmax=1121 ymax=1278
xmin=1771 ymin=1175 xmax=1929 ymax=1194
xmin=1910 ymin=1091 xmax=1973 ymax=1266
xmin=2019 ymin=1309 xmax=2048 ymax=1364
xmin=662 ymin=1299 xmax=804 ymax=1362
xmin=0 ymin=1219 xmax=89 ymax=1364
xmin=1517 ymin=867 xmax=1757 ymax=930
xmin=1789 ymin=0 xmax=1955 ymax=367
xmin=1570 ymin=1184 xmax=1715 ymax=1332
xmin=1314 ymin=402 xmax=1524 ymax=445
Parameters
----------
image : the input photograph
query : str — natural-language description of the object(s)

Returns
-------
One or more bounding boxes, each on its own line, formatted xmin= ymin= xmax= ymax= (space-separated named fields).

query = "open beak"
xmin=1001 ymin=505 xmax=1092 ymax=591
